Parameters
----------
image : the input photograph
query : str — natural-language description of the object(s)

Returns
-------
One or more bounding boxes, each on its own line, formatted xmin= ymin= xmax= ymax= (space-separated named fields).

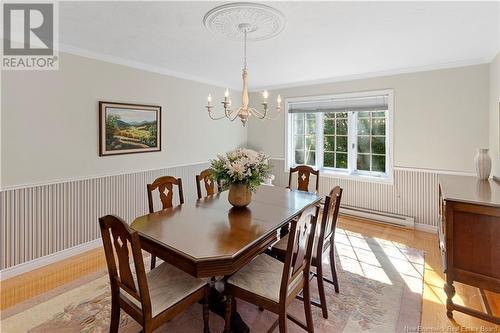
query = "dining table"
xmin=130 ymin=185 xmax=321 ymax=278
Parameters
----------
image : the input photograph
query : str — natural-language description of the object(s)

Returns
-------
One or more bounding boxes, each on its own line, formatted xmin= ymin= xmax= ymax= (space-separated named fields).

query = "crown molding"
xmin=249 ymin=57 xmax=492 ymax=92
xmin=55 ymin=44 xmax=497 ymax=95
xmin=58 ymin=43 xmax=241 ymax=90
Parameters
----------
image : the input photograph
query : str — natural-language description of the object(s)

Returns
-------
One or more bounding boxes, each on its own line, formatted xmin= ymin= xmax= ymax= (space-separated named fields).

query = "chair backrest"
xmin=195 ymin=169 xmax=221 ymax=199
xmin=147 ymin=176 xmax=184 ymax=213
xmin=288 ymin=165 xmax=320 ymax=193
xmin=316 ymin=186 xmax=343 ymax=257
xmin=280 ymin=204 xmax=319 ymax=302
xmin=98 ymin=215 xmax=152 ymax=315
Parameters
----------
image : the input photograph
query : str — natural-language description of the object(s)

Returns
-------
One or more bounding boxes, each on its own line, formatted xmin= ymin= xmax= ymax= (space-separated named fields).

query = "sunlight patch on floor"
xmin=337 ymin=254 xmax=393 ymax=285
xmin=335 ymin=229 xmax=392 ymax=285
xmin=374 ymin=238 xmax=425 ymax=293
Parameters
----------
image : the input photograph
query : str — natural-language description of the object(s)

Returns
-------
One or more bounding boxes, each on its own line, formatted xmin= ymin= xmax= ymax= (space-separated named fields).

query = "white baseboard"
xmin=414 ymin=223 xmax=438 ymax=234
xmin=0 ymin=239 xmax=102 ymax=281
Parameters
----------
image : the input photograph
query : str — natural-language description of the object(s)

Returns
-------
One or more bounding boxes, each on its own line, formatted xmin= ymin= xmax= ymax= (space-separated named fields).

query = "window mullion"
xmin=316 ymin=113 xmax=324 ymax=169
xmin=385 ymin=109 xmax=390 ymax=178
xmin=288 ymin=113 xmax=293 ymax=168
xmin=348 ymin=112 xmax=357 ymax=175
xmin=368 ymin=115 xmax=372 ymax=172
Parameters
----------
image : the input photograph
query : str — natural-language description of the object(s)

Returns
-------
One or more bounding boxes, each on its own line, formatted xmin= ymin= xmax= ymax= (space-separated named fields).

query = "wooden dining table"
xmin=130 ymin=185 xmax=321 ymax=278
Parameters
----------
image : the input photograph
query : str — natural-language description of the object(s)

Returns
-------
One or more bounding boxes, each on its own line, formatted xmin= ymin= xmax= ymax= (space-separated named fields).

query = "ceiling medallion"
xmin=203 ymin=3 xmax=285 ymax=126
xmin=203 ymin=2 xmax=286 ymax=41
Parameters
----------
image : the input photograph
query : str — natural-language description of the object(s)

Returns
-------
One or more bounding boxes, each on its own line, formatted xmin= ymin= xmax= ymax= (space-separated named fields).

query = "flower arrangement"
xmin=210 ymin=148 xmax=271 ymax=192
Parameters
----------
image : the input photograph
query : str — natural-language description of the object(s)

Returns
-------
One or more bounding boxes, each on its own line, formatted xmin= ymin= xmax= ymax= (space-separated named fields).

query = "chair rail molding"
xmin=0 ymin=160 xmax=211 ymax=191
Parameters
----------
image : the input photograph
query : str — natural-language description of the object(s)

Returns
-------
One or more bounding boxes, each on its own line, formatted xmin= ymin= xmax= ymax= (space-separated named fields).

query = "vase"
xmin=228 ymin=183 xmax=252 ymax=207
xmin=474 ymin=148 xmax=491 ymax=180
xmin=262 ymin=174 xmax=275 ymax=186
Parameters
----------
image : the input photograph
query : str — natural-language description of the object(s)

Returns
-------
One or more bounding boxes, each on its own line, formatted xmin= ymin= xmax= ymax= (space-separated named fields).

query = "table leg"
xmin=224 ymin=295 xmax=232 ymax=333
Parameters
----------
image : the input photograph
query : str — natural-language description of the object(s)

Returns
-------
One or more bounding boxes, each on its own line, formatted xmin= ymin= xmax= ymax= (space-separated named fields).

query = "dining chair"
xmin=195 ymin=168 xmax=222 ymax=199
xmin=271 ymin=186 xmax=343 ymax=319
xmin=98 ymin=215 xmax=210 ymax=333
xmin=288 ymin=165 xmax=320 ymax=193
xmin=281 ymin=165 xmax=320 ymax=239
xmin=223 ymin=204 xmax=319 ymax=333
xmin=147 ymin=175 xmax=184 ymax=269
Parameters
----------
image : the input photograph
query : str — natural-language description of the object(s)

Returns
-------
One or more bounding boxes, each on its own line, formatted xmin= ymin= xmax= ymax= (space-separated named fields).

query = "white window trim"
xmin=284 ymin=89 xmax=394 ymax=185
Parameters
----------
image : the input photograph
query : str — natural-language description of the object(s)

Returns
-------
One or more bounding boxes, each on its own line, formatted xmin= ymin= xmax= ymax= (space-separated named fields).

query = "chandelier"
xmin=203 ymin=3 xmax=286 ymax=127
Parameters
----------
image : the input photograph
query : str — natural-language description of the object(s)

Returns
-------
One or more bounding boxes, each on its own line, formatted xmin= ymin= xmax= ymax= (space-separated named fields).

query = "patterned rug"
xmin=1 ymin=228 xmax=424 ymax=333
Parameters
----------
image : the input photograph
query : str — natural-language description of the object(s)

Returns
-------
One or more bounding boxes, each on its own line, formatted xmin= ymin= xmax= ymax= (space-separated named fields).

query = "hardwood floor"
xmin=0 ymin=247 xmax=107 ymax=310
xmin=1 ymin=215 xmax=499 ymax=331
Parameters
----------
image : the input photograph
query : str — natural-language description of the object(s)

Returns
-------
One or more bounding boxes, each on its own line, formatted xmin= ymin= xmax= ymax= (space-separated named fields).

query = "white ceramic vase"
xmin=474 ymin=148 xmax=491 ymax=180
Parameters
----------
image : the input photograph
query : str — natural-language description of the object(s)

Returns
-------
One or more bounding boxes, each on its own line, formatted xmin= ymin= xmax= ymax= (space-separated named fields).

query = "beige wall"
xmin=248 ymin=64 xmax=490 ymax=173
xmin=1 ymin=52 xmax=246 ymax=188
xmin=489 ymin=53 xmax=500 ymax=177
xmin=1 ymin=55 xmax=494 ymax=187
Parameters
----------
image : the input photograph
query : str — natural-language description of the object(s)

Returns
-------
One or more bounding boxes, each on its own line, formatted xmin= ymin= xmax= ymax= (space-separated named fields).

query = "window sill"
xmin=318 ymin=168 xmax=394 ymax=185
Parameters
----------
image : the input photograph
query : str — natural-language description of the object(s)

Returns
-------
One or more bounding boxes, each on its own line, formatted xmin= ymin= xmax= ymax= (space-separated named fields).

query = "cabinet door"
xmin=452 ymin=208 xmax=500 ymax=281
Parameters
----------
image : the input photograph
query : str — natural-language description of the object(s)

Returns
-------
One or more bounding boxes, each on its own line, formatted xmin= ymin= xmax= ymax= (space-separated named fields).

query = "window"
xmin=356 ymin=111 xmax=387 ymax=173
xmin=323 ymin=112 xmax=348 ymax=169
xmin=286 ymin=90 xmax=393 ymax=182
xmin=292 ymin=113 xmax=317 ymax=165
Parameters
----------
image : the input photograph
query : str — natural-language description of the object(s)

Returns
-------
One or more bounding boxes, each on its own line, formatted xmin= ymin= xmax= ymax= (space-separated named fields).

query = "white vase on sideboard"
xmin=474 ymin=148 xmax=491 ymax=180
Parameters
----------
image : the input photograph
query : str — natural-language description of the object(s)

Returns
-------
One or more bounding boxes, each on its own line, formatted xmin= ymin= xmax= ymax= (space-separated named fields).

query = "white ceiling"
xmin=59 ymin=1 xmax=500 ymax=90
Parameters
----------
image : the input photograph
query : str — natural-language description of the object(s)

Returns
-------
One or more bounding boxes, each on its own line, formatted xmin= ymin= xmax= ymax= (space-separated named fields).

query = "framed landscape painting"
xmin=99 ymin=101 xmax=161 ymax=156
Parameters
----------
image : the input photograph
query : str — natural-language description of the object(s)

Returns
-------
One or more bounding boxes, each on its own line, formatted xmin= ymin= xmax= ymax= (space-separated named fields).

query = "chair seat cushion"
xmin=126 ymin=262 xmax=206 ymax=317
xmin=227 ymin=254 xmax=302 ymax=303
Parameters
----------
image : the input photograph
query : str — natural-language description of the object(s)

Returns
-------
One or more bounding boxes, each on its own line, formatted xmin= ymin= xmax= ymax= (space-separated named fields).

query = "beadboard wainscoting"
xmin=269 ymin=158 xmax=441 ymax=230
xmin=0 ymin=162 xmax=210 ymax=271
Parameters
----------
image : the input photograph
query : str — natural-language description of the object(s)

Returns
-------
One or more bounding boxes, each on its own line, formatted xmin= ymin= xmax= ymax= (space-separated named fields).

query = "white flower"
xmin=211 ymin=148 xmax=270 ymax=189
xmin=228 ymin=161 xmax=246 ymax=179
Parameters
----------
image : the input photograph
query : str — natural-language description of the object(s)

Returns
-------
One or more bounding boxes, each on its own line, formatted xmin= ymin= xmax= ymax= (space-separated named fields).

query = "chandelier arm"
xmin=250 ymin=108 xmax=281 ymax=121
xmin=250 ymin=108 xmax=267 ymax=119
xmin=227 ymin=107 xmax=243 ymax=121
xmin=207 ymin=110 xmax=228 ymax=120
xmin=261 ymin=113 xmax=281 ymax=121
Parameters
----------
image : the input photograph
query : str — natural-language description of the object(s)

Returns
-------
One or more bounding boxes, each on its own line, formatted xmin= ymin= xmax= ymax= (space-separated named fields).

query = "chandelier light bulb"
xmin=263 ymin=90 xmax=269 ymax=99
xmin=277 ymin=95 xmax=282 ymax=104
xmin=225 ymin=89 xmax=229 ymax=98
xmin=207 ymin=94 xmax=212 ymax=103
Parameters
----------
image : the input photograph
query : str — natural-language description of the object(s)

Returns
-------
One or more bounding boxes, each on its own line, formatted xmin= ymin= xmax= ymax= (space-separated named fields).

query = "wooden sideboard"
xmin=438 ymin=175 xmax=500 ymax=324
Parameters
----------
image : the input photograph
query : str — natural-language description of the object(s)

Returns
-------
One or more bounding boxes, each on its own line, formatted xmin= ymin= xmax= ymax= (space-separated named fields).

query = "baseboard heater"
xmin=339 ymin=205 xmax=415 ymax=229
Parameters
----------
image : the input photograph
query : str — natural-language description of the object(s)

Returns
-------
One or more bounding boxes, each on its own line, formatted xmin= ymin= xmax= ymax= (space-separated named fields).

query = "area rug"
xmin=1 ymin=228 xmax=424 ymax=333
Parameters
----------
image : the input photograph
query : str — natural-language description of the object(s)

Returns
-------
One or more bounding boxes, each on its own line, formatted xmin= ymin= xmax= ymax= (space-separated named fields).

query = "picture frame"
xmin=99 ymin=101 xmax=161 ymax=156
